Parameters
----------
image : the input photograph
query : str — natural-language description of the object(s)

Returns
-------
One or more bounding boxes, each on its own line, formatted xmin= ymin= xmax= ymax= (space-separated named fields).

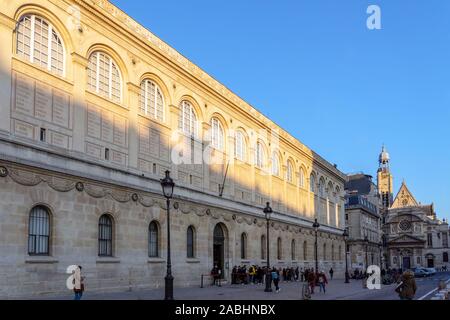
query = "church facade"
xmin=377 ymin=148 xmax=449 ymax=270
xmin=0 ymin=1 xmax=346 ymax=298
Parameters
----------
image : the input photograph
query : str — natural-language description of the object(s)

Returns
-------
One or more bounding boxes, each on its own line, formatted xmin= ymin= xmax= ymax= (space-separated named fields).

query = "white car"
xmin=424 ymin=267 xmax=437 ymax=275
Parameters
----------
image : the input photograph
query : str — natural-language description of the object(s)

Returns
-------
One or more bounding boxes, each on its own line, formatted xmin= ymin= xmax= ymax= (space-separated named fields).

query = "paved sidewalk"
xmin=25 ymin=279 xmax=398 ymax=300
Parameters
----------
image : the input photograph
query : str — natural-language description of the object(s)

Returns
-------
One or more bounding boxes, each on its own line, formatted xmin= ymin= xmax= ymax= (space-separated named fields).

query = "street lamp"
xmin=313 ymin=218 xmax=320 ymax=274
xmin=161 ymin=170 xmax=175 ymax=300
xmin=364 ymin=235 xmax=369 ymax=271
xmin=263 ymin=202 xmax=273 ymax=293
xmin=343 ymin=228 xmax=350 ymax=283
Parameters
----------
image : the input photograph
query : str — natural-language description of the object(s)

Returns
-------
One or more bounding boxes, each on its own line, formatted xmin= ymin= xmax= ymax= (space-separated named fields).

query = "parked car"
xmin=410 ymin=268 xmax=427 ymax=278
xmin=424 ymin=267 xmax=437 ymax=275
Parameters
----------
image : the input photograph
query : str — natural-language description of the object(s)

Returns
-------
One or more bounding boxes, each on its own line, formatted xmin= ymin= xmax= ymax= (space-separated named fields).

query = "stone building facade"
xmin=377 ymin=147 xmax=449 ymax=270
xmin=0 ymin=0 xmax=346 ymax=298
xmin=345 ymin=174 xmax=383 ymax=271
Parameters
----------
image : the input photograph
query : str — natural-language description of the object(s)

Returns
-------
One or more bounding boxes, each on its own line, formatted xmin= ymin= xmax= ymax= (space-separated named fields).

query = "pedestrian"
xmin=272 ymin=268 xmax=280 ymax=292
xmin=211 ymin=264 xmax=220 ymax=286
xmin=295 ymin=267 xmax=299 ymax=281
xmin=300 ymin=268 xmax=305 ymax=282
xmin=318 ymin=271 xmax=328 ymax=293
xmin=329 ymin=268 xmax=334 ymax=280
xmin=396 ymin=270 xmax=417 ymax=300
xmin=307 ymin=270 xmax=316 ymax=294
xmin=73 ymin=266 xmax=85 ymax=300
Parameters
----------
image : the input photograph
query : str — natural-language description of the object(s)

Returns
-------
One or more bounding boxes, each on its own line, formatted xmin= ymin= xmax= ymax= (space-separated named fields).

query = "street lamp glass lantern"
xmin=343 ymin=228 xmax=349 ymax=241
xmin=313 ymin=218 xmax=320 ymax=231
xmin=263 ymin=202 xmax=273 ymax=220
xmin=160 ymin=170 xmax=175 ymax=199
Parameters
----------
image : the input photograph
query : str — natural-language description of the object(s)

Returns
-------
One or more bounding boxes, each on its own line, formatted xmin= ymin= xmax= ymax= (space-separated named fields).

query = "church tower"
xmin=377 ymin=145 xmax=394 ymax=210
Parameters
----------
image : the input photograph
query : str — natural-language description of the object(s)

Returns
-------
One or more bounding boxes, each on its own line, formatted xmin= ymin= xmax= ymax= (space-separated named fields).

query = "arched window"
xmin=319 ymin=177 xmax=325 ymax=196
xmin=235 ymin=131 xmax=246 ymax=161
xmin=261 ymin=235 xmax=266 ymax=260
xmin=241 ymin=233 xmax=247 ymax=259
xmin=139 ymin=79 xmax=164 ymax=121
xmin=28 ymin=206 xmax=50 ymax=255
xmin=291 ymin=239 xmax=296 ymax=260
xmin=87 ymin=51 xmax=122 ymax=103
xmin=211 ymin=118 xmax=224 ymax=150
xmin=255 ymin=142 xmax=264 ymax=168
xmin=323 ymin=243 xmax=327 ymax=260
xmin=187 ymin=226 xmax=195 ymax=258
xmin=98 ymin=214 xmax=113 ymax=257
xmin=271 ymin=152 xmax=280 ymax=176
xmin=16 ymin=15 xmax=65 ymax=76
xmin=328 ymin=182 xmax=333 ymax=197
xmin=299 ymin=167 xmax=305 ymax=188
xmin=277 ymin=237 xmax=282 ymax=260
xmin=303 ymin=241 xmax=308 ymax=261
xmin=149 ymin=221 xmax=159 ymax=257
xmin=286 ymin=161 xmax=294 ymax=183
xmin=179 ymin=100 xmax=198 ymax=137
xmin=310 ymin=173 xmax=316 ymax=193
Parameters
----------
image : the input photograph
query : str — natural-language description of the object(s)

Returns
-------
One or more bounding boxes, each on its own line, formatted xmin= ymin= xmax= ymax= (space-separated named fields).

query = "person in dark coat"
xmin=329 ymin=268 xmax=334 ymax=280
xmin=307 ymin=271 xmax=316 ymax=294
xmin=396 ymin=270 xmax=417 ymax=300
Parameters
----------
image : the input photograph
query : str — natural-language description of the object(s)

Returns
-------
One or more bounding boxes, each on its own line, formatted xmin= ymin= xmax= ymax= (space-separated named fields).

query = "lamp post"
xmin=263 ymin=202 xmax=273 ymax=292
xmin=161 ymin=170 xmax=175 ymax=300
xmin=343 ymin=228 xmax=350 ymax=283
xmin=364 ymin=235 xmax=369 ymax=271
xmin=313 ymin=218 xmax=320 ymax=274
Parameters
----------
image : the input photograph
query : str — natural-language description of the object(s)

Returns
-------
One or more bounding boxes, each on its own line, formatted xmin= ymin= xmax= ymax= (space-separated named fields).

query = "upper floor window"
xmin=271 ymin=152 xmax=280 ymax=176
xmin=178 ymin=100 xmax=198 ymax=137
xmin=286 ymin=161 xmax=294 ymax=183
xmin=319 ymin=177 xmax=325 ymax=196
xmin=28 ymin=205 xmax=51 ymax=255
xmin=299 ymin=168 xmax=305 ymax=188
xmin=310 ymin=173 xmax=316 ymax=193
xmin=255 ymin=142 xmax=264 ymax=169
xmin=427 ymin=233 xmax=433 ymax=247
xmin=87 ymin=51 xmax=122 ymax=103
xmin=16 ymin=15 xmax=65 ymax=76
xmin=235 ymin=131 xmax=246 ymax=161
xmin=139 ymin=79 xmax=164 ymax=121
xmin=210 ymin=118 xmax=224 ymax=151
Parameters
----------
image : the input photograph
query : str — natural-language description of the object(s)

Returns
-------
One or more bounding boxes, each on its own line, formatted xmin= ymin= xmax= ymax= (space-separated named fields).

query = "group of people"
xmin=231 ymin=265 xmax=305 ymax=285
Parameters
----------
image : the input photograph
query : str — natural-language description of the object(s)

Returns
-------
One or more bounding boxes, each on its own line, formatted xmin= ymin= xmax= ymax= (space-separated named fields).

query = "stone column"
xmin=126 ymin=82 xmax=140 ymax=170
xmin=71 ymin=52 xmax=88 ymax=153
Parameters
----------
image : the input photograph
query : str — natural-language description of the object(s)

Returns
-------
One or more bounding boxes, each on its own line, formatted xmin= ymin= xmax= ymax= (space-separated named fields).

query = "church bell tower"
xmin=377 ymin=145 xmax=394 ymax=210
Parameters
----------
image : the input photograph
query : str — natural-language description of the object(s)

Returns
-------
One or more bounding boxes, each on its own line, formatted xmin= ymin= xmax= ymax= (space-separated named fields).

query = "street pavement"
xmin=21 ymin=272 xmax=450 ymax=300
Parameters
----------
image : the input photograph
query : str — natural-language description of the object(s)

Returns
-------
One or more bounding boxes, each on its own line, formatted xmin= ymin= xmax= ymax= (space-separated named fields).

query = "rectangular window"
xmin=427 ymin=233 xmax=433 ymax=247
xmin=442 ymin=232 xmax=448 ymax=248
xmin=40 ymin=128 xmax=46 ymax=142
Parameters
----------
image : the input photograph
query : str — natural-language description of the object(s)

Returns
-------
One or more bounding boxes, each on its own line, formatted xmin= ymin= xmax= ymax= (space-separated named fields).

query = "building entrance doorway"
xmin=213 ymin=224 xmax=225 ymax=279
xmin=402 ymin=257 xmax=411 ymax=270
xmin=427 ymin=258 xmax=434 ymax=268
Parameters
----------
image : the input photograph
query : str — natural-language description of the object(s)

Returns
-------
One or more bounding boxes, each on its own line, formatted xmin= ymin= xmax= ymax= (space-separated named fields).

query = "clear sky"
xmin=110 ymin=0 xmax=450 ymax=220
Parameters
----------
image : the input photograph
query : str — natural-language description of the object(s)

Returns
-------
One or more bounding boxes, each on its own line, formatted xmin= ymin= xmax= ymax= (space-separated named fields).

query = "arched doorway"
xmin=426 ymin=253 xmax=435 ymax=268
xmin=213 ymin=224 xmax=226 ymax=279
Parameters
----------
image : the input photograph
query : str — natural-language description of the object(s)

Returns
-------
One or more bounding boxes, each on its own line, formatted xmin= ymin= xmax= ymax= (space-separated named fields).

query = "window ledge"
xmin=148 ymin=258 xmax=165 ymax=264
xmin=186 ymin=258 xmax=201 ymax=263
xmin=25 ymin=256 xmax=59 ymax=264
xmin=96 ymin=257 xmax=120 ymax=264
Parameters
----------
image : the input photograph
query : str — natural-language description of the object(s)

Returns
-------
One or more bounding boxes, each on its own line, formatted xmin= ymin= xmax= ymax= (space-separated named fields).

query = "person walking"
xmin=272 ymin=268 xmax=280 ymax=292
xmin=318 ymin=271 xmax=328 ymax=294
xmin=300 ymin=268 xmax=304 ymax=282
xmin=73 ymin=266 xmax=85 ymax=300
xmin=396 ymin=270 xmax=417 ymax=300
xmin=307 ymin=270 xmax=316 ymax=294
xmin=329 ymin=268 xmax=334 ymax=280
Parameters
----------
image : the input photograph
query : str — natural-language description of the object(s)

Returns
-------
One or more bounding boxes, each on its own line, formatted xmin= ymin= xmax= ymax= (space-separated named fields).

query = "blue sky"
xmin=111 ymin=0 xmax=450 ymax=220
